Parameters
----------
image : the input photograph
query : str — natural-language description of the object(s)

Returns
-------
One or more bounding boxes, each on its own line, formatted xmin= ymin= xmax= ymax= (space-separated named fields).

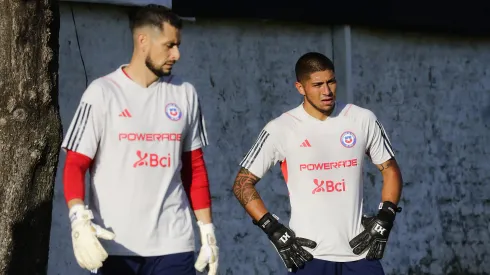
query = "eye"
xmin=166 ymin=43 xmax=180 ymax=49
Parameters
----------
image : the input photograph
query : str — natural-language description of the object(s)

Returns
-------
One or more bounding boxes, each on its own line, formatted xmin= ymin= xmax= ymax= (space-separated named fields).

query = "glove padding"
xmin=349 ymin=201 xmax=401 ymax=260
xmin=69 ymin=204 xmax=116 ymax=271
xmin=194 ymin=221 xmax=219 ymax=274
xmin=255 ymin=213 xmax=317 ymax=272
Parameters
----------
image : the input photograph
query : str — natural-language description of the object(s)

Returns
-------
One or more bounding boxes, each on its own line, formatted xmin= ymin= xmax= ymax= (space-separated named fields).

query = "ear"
xmin=135 ymin=32 xmax=150 ymax=53
xmin=295 ymin=81 xmax=305 ymax=96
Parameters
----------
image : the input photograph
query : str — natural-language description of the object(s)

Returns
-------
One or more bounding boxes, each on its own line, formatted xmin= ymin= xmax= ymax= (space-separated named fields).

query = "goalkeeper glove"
xmin=349 ymin=201 xmax=402 ymax=260
xmin=194 ymin=221 xmax=219 ymax=274
xmin=254 ymin=213 xmax=317 ymax=272
xmin=69 ymin=204 xmax=115 ymax=271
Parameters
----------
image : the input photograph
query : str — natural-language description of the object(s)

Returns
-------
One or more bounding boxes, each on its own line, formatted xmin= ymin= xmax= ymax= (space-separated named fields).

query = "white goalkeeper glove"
xmin=194 ymin=221 xmax=219 ymax=274
xmin=69 ymin=204 xmax=116 ymax=271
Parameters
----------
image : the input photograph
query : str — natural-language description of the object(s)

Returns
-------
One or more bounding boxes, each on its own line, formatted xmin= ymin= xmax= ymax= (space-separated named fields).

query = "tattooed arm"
xmin=232 ymin=167 xmax=270 ymax=222
xmin=375 ymin=158 xmax=403 ymax=205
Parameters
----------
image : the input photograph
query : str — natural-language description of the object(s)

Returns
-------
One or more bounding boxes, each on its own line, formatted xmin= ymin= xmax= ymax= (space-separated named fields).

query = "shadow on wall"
xmin=7 ymin=200 xmax=53 ymax=275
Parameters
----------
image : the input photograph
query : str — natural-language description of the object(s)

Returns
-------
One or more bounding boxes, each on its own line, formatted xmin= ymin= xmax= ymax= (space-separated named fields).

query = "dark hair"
xmin=295 ymin=52 xmax=335 ymax=82
xmin=129 ymin=4 xmax=183 ymax=32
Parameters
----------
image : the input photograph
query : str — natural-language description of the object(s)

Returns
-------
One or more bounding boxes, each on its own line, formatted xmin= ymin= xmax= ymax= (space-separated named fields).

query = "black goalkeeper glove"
xmin=254 ymin=213 xmax=317 ymax=272
xmin=349 ymin=201 xmax=402 ymax=260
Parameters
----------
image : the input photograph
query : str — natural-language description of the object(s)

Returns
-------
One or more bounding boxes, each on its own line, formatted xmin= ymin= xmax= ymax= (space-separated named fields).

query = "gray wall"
xmin=48 ymin=3 xmax=490 ymax=275
xmin=351 ymin=29 xmax=490 ymax=275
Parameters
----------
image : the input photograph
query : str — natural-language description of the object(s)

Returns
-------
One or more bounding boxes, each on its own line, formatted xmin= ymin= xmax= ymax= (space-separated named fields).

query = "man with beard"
xmin=61 ymin=5 xmax=218 ymax=275
xmin=232 ymin=52 xmax=403 ymax=274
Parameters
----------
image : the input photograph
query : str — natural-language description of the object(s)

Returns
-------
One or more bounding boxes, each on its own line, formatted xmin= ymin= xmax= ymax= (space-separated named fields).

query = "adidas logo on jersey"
xmin=300 ymin=139 xmax=311 ymax=147
xmin=119 ymin=109 xmax=132 ymax=117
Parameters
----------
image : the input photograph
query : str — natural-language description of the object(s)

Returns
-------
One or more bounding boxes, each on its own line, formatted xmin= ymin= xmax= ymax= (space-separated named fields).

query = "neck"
xmin=123 ymin=55 xmax=159 ymax=88
xmin=302 ymin=100 xmax=334 ymax=121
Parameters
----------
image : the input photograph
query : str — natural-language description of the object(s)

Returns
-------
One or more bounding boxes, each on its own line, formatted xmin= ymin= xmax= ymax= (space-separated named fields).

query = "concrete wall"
xmin=351 ymin=29 xmax=490 ymax=275
xmin=49 ymin=3 xmax=334 ymax=274
xmin=48 ymin=3 xmax=490 ymax=275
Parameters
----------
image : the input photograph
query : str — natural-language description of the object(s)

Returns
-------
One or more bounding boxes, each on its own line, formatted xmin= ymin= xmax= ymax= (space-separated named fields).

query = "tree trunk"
xmin=0 ymin=1 xmax=61 ymax=274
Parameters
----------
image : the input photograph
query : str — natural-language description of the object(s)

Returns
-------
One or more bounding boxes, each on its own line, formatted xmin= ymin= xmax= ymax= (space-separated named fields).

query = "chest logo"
xmin=165 ymin=103 xmax=182 ymax=121
xmin=340 ymin=131 xmax=356 ymax=148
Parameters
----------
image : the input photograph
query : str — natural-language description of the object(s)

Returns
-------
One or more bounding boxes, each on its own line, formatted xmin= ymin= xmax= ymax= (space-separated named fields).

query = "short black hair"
xmin=129 ymin=4 xmax=183 ymax=32
xmin=295 ymin=52 xmax=335 ymax=82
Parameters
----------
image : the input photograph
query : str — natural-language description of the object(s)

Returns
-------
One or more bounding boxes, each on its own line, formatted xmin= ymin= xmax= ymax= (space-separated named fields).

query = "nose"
xmin=171 ymin=46 xmax=180 ymax=62
xmin=322 ymin=84 xmax=333 ymax=96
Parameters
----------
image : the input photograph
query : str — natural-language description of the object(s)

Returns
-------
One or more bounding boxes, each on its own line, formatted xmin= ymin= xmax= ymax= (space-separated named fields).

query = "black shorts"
xmin=288 ymin=258 xmax=385 ymax=275
xmin=95 ymin=251 xmax=195 ymax=275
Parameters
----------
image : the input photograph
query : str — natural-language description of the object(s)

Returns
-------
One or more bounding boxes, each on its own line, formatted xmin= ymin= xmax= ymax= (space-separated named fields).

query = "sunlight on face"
xmin=298 ymin=70 xmax=337 ymax=117
xmin=145 ymin=22 xmax=181 ymax=77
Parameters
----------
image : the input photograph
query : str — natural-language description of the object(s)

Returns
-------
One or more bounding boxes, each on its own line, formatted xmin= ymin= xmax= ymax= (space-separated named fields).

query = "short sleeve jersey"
xmin=61 ymin=66 xmax=208 ymax=256
xmin=240 ymin=102 xmax=394 ymax=262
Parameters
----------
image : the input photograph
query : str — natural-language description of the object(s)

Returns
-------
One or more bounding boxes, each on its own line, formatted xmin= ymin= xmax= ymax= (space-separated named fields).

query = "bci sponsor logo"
xmin=133 ymin=151 xmax=171 ymax=168
xmin=312 ymin=179 xmax=346 ymax=194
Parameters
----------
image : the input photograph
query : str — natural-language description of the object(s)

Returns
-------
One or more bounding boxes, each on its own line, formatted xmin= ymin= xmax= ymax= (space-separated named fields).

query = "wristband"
xmin=254 ymin=213 xmax=281 ymax=236
xmin=377 ymin=201 xmax=402 ymax=223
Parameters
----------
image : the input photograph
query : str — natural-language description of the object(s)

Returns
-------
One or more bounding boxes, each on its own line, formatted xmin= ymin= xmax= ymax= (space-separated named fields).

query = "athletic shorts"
xmin=95 ymin=252 xmax=195 ymax=275
xmin=288 ymin=258 xmax=384 ymax=275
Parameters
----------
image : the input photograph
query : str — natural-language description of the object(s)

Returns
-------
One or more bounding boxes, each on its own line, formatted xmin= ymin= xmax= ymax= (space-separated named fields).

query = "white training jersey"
xmin=240 ymin=102 xmax=394 ymax=262
xmin=61 ymin=65 xmax=208 ymax=256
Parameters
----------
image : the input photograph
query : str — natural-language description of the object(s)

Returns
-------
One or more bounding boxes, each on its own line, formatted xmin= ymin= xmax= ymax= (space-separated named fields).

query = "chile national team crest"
xmin=340 ymin=131 xmax=356 ymax=148
xmin=165 ymin=103 xmax=182 ymax=121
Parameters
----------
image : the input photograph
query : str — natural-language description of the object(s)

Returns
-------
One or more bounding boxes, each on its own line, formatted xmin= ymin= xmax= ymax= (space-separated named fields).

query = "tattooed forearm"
xmin=233 ymin=168 xmax=262 ymax=207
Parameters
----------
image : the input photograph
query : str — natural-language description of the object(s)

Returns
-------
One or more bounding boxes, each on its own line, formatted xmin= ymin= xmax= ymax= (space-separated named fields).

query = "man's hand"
xmin=349 ymin=201 xmax=401 ymax=260
xmin=255 ymin=213 xmax=317 ymax=272
xmin=195 ymin=221 xmax=219 ymax=274
xmin=69 ymin=204 xmax=116 ymax=271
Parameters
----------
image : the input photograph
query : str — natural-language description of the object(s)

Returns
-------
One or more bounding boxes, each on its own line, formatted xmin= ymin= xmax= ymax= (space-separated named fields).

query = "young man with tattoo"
xmin=232 ymin=52 xmax=403 ymax=275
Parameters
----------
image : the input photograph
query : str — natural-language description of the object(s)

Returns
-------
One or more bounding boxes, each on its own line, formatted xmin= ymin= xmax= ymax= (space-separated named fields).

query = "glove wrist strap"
xmin=69 ymin=204 xmax=93 ymax=224
xmin=254 ymin=212 xmax=281 ymax=236
xmin=377 ymin=201 xmax=402 ymax=223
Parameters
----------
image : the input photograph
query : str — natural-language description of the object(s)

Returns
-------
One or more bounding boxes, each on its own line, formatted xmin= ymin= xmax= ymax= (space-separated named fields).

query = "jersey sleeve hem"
xmin=239 ymin=164 xmax=265 ymax=179
xmin=183 ymin=143 xmax=206 ymax=152
xmin=370 ymin=155 xmax=394 ymax=165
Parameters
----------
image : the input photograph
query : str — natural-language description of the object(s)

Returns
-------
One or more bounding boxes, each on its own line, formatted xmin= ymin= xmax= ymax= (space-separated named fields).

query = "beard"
xmin=145 ymin=56 xmax=171 ymax=77
xmin=305 ymin=94 xmax=335 ymax=116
